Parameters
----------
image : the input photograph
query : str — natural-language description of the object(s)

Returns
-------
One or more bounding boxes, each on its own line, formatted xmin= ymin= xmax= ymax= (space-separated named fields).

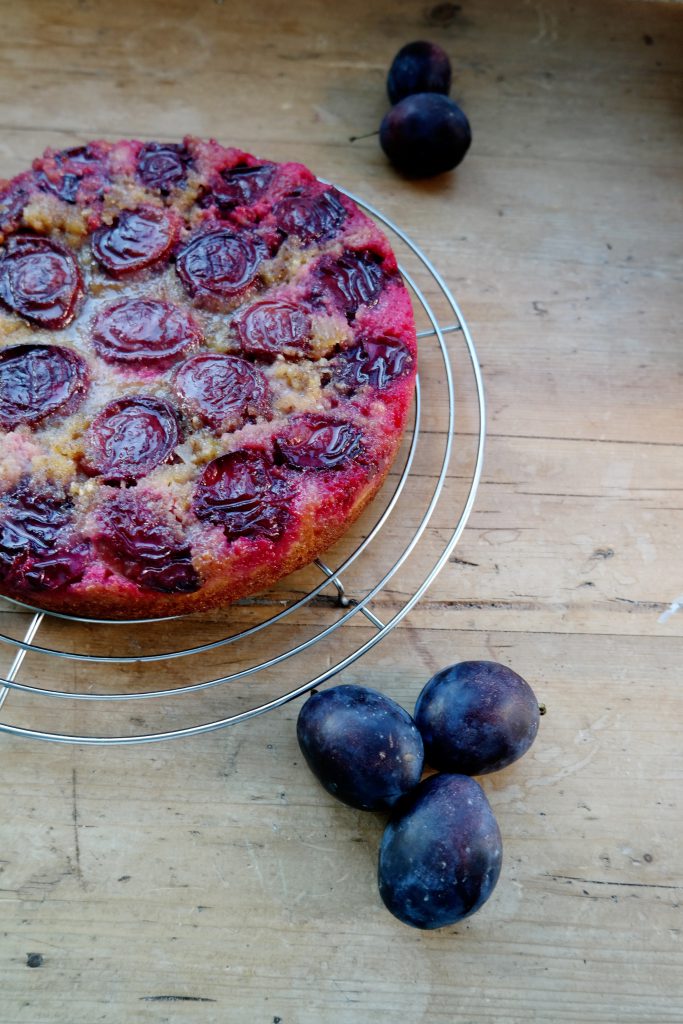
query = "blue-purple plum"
xmin=296 ymin=685 xmax=424 ymax=810
xmin=387 ymin=41 xmax=452 ymax=104
xmin=414 ymin=661 xmax=540 ymax=775
xmin=378 ymin=773 xmax=502 ymax=929
xmin=379 ymin=93 xmax=471 ymax=177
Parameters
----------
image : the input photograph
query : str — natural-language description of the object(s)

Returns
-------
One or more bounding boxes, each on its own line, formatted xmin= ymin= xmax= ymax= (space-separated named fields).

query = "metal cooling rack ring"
xmin=0 ymin=187 xmax=486 ymax=744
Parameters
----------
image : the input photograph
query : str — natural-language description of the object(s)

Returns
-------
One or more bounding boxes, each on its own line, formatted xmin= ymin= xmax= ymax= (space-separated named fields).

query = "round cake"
xmin=0 ymin=137 xmax=417 ymax=620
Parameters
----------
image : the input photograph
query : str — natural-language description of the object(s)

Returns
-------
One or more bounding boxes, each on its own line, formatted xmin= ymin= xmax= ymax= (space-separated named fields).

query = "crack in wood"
xmin=140 ymin=995 xmax=217 ymax=1002
xmin=418 ymin=429 xmax=682 ymax=449
xmin=547 ymin=873 xmax=682 ymax=891
xmin=71 ymin=767 xmax=83 ymax=888
xmin=612 ymin=598 xmax=666 ymax=610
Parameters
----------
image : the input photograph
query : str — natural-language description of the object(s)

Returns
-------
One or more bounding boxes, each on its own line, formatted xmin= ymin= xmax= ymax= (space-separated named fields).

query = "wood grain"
xmin=0 ymin=0 xmax=682 ymax=1021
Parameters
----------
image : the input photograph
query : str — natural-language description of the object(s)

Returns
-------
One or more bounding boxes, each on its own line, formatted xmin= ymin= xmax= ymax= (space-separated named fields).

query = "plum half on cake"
xmin=0 ymin=137 xmax=417 ymax=619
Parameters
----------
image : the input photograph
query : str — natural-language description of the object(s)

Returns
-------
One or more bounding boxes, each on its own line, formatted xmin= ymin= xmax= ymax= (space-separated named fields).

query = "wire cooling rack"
xmin=0 ymin=187 xmax=486 ymax=745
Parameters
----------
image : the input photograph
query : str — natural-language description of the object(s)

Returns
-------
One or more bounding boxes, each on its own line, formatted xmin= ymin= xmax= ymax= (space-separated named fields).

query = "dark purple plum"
xmin=378 ymin=773 xmax=502 ymax=929
xmin=414 ymin=660 xmax=541 ymax=775
xmin=335 ymin=335 xmax=413 ymax=391
xmin=380 ymin=93 xmax=471 ymax=178
xmin=208 ymin=163 xmax=275 ymax=211
xmin=0 ymin=488 xmax=73 ymax=569
xmin=36 ymin=144 xmax=107 ymax=204
xmin=296 ymin=685 xmax=424 ymax=811
xmin=314 ymin=249 xmax=387 ymax=319
xmin=0 ymin=177 xmax=34 ymax=239
xmin=233 ymin=299 xmax=312 ymax=361
xmin=387 ymin=40 xmax=452 ymax=104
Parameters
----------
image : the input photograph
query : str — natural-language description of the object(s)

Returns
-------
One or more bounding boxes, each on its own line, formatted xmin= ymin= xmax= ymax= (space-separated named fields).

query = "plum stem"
xmin=349 ymin=130 xmax=380 ymax=143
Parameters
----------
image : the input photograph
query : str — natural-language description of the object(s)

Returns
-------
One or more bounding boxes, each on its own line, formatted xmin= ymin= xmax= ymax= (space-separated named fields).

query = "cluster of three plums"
xmin=296 ymin=661 xmax=541 ymax=929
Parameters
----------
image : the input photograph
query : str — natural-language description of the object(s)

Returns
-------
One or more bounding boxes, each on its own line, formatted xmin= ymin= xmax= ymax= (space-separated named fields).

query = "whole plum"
xmin=380 ymin=93 xmax=471 ymax=177
xmin=414 ymin=660 xmax=541 ymax=775
xmin=387 ymin=41 xmax=452 ymax=104
xmin=378 ymin=773 xmax=502 ymax=929
xmin=296 ymin=685 xmax=424 ymax=810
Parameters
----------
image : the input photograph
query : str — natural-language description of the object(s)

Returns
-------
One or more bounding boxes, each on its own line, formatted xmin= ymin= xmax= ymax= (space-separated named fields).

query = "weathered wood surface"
xmin=0 ymin=0 xmax=681 ymax=1021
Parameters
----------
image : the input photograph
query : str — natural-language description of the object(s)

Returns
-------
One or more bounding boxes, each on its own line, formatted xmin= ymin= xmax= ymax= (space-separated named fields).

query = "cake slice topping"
xmin=92 ymin=298 xmax=202 ymax=368
xmin=36 ymin=144 xmax=107 ymax=205
xmin=273 ymin=188 xmax=347 ymax=246
xmin=82 ymin=396 xmax=180 ymax=481
xmin=91 ymin=206 xmax=177 ymax=276
xmin=274 ymin=414 xmax=363 ymax=470
xmin=234 ymin=299 xmax=312 ymax=362
xmin=314 ymin=250 xmax=386 ymax=319
xmin=337 ymin=335 xmax=412 ymax=390
xmin=209 ymin=164 xmax=275 ymax=211
xmin=176 ymin=227 xmax=266 ymax=304
xmin=175 ymin=353 xmax=271 ymax=432
xmin=192 ymin=449 xmax=289 ymax=541
xmin=0 ymin=236 xmax=83 ymax=328
xmin=136 ymin=142 xmax=193 ymax=193
xmin=0 ymin=486 xmax=88 ymax=592
xmin=95 ymin=491 xmax=200 ymax=594
xmin=0 ymin=344 xmax=89 ymax=429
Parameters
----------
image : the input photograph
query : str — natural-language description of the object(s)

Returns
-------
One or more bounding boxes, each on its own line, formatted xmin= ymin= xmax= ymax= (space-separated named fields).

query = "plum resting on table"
xmin=296 ymin=685 xmax=424 ymax=810
xmin=387 ymin=40 xmax=452 ymax=104
xmin=414 ymin=660 xmax=541 ymax=775
xmin=380 ymin=93 xmax=472 ymax=178
xmin=378 ymin=773 xmax=502 ymax=929
xmin=292 ymin=665 xmax=540 ymax=927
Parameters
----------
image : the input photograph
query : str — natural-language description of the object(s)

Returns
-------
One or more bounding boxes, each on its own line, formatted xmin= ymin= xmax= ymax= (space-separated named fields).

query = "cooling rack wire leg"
xmin=416 ymin=324 xmax=461 ymax=339
xmin=0 ymin=612 xmax=44 ymax=713
xmin=315 ymin=560 xmax=386 ymax=630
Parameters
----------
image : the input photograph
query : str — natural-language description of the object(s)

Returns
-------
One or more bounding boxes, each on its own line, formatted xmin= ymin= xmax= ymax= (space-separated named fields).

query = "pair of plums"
xmin=380 ymin=41 xmax=472 ymax=177
xmin=296 ymin=661 xmax=541 ymax=930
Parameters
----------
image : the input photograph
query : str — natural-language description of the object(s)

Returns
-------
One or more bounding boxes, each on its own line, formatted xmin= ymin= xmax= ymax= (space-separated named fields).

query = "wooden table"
xmin=1 ymin=1 xmax=681 ymax=1020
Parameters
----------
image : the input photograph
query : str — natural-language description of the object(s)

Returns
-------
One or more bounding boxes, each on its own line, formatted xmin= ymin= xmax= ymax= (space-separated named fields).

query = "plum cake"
xmin=0 ymin=137 xmax=417 ymax=619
